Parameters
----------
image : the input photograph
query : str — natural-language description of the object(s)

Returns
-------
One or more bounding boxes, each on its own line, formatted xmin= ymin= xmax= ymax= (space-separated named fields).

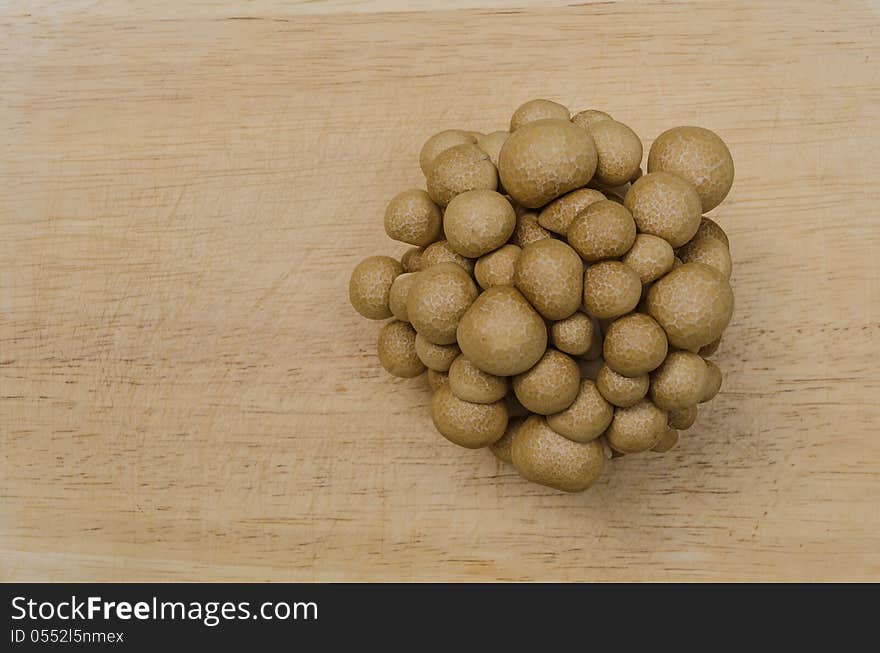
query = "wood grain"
xmin=1 ymin=0 xmax=878 ymax=582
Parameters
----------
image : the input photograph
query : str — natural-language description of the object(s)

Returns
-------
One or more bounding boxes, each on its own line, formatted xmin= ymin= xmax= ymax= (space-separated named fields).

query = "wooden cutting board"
xmin=2 ymin=0 xmax=878 ymax=581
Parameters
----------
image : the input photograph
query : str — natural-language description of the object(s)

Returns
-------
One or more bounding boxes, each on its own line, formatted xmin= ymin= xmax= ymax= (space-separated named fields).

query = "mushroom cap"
xmin=419 ymin=129 xmax=478 ymax=176
xmin=582 ymin=261 xmax=642 ymax=319
xmin=624 ymin=171 xmax=702 ymax=248
xmin=448 ymin=355 xmax=509 ymax=404
xmin=474 ymin=244 xmax=521 ymax=289
xmin=499 ymin=119 xmax=598 ymax=208
xmin=567 ymin=200 xmax=637 ymax=262
xmin=588 ymin=120 xmax=643 ymax=187
xmin=511 ymin=416 xmax=606 ymax=492
xmin=596 ymin=363 xmax=650 ymax=407
xmin=646 ymin=262 xmax=734 ymax=350
xmin=349 ymin=255 xmax=403 ymax=320
xmin=377 ymin=321 xmax=426 ymax=378
xmin=603 ymin=313 xmax=669 ymax=377
xmin=407 ymin=262 xmax=478 ymax=345
xmin=512 ymin=349 xmax=581 ymax=415
xmin=605 ymin=399 xmax=668 ymax=454
xmin=384 ymin=189 xmax=443 ymax=246
xmin=510 ymin=99 xmax=571 ymax=132
xmin=430 ymin=385 xmax=508 ymax=449
xmin=649 ymin=351 xmax=709 ymax=411
xmin=546 ymin=379 xmax=614 ymax=442
xmin=427 ymin=143 xmax=498 ymax=207
xmin=538 ymin=188 xmax=606 ymax=236
xmin=647 ymin=126 xmax=734 ymax=212
xmin=515 ymin=238 xmax=584 ymax=320
xmin=456 ymin=286 xmax=548 ymax=376
xmin=443 ymin=189 xmax=516 ymax=258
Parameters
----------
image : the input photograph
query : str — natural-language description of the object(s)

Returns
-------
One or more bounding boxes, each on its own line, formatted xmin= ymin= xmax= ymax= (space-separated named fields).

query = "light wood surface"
xmin=2 ymin=0 xmax=879 ymax=582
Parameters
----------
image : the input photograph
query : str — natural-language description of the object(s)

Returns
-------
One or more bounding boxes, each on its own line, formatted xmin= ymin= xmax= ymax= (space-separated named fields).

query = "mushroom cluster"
xmin=349 ymin=99 xmax=735 ymax=492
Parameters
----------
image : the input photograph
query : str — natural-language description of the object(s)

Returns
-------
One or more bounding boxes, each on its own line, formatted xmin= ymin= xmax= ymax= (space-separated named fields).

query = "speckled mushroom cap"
xmin=693 ymin=217 xmax=730 ymax=249
xmin=652 ymin=426 xmax=679 ymax=453
xmin=646 ymin=262 xmax=734 ymax=350
xmin=427 ymin=143 xmax=498 ymax=207
xmin=700 ymin=359 xmax=722 ymax=403
xmin=384 ymin=189 xmax=443 ymax=247
xmin=377 ymin=321 xmax=426 ymax=378
xmin=407 ymin=262 xmax=478 ymax=345
xmin=537 ymin=188 xmax=606 ymax=235
xmin=448 ymin=355 xmax=508 ymax=404
xmin=427 ymin=368 xmax=449 ymax=392
xmin=419 ymin=129 xmax=478 ymax=176
xmin=647 ymin=126 xmax=734 ymax=212
xmin=421 ymin=240 xmax=475 ymax=274
xmin=596 ymin=363 xmax=649 ymax=407
xmin=510 ymin=212 xmax=552 ymax=247
xmin=388 ymin=272 xmax=418 ymax=322
xmin=498 ymin=119 xmax=598 ymax=209
xmin=668 ymin=405 xmax=698 ymax=430
xmin=475 ymin=244 xmax=520 ymax=289
xmin=567 ymin=200 xmax=637 ymax=261
xmin=414 ymin=333 xmax=460 ymax=372
xmin=349 ymin=255 xmax=403 ymax=319
xmin=622 ymin=233 xmax=675 ymax=284
xmin=443 ymin=189 xmax=516 ymax=258
xmin=512 ymin=348 xmax=580 ymax=415
xmin=457 ymin=286 xmax=548 ymax=376
xmin=571 ymin=109 xmax=613 ymax=129
xmin=624 ymin=171 xmax=702 ymax=248
xmin=430 ymin=385 xmax=508 ymax=449
xmin=511 ymin=416 xmax=606 ymax=492
xmin=490 ymin=416 xmax=526 ymax=463
xmin=587 ymin=120 xmax=643 ymax=187
xmin=679 ymin=236 xmax=733 ymax=279
xmin=514 ymin=239 xmax=584 ymax=320
xmin=550 ymin=311 xmax=594 ymax=356
xmin=546 ymin=379 xmax=613 ymax=442
xmin=509 ymin=99 xmax=570 ymax=132
xmin=605 ymin=399 xmax=668 ymax=453
xmin=603 ymin=313 xmax=668 ymax=377
xmin=582 ymin=261 xmax=642 ymax=319
xmin=476 ymin=131 xmax=509 ymax=167
xmin=401 ymin=247 xmax=425 ymax=273
xmin=649 ymin=351 xmax=708 ymax=411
